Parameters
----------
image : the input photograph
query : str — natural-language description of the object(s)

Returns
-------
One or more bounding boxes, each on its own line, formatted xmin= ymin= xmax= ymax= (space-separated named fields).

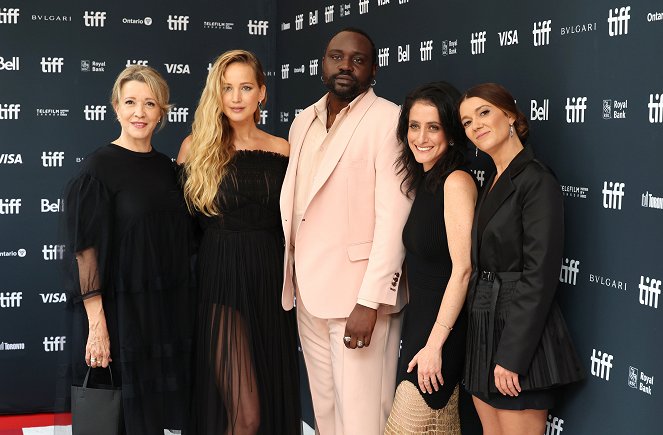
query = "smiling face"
xmin=407 ymin=100 xmax=450 ymax=171
xmin=220 ymin=61 xmax=266 ymax=124
xmin=459 ymin=96 xmax=514 ymax=155
xmin=114 ymin=80 xmax=160 ymax=143
xmin=322 ymin=30 xmax=376 ymax=101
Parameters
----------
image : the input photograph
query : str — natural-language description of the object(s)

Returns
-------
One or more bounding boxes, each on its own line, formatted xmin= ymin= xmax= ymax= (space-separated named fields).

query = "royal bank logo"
xmin=648 ymin=93 xmax=663 ymax=123
xmin=325 ymin=5 xmax=334 ymax=23
xmin=628 ymin=366 xmax=638 ymax=388
xmin=545 ymin=414 xmax=564 ymax=435
xmin=559 ymin=258 xmax=580 ymax=285
xmin=40 ymin=292 xmax=67 ymax=303
xmin=378 ymin=48 xmax=390 ymax=67
xmin=168 ymin=106 xmax=189 ymax=123
xmin=295 ymin=14 xmax=303 ymax=30
xmin=533 ymin=20 xmax=552 ymax=46
xmin=0 ymin=341 xmax=25 ymax=351
xmin=602 ymin=181 xmax=625 ymax=210
xmin=0 ymin=199 xmax=21 ymax=215
xmin=561 ymin=184 xmax=589 ymax=199
xmin=164 ymin=63 xmax=190 ymax=74
xmin=0 ymin=8 xmax=20 ymax=24
xmin=309 ymin=59 xmax=319 ymax=76
xmin=565 ymin=97 xmax=587 ymax=123
xmin=280 ymin=112 xmax=290 ymax=123
xmin=359 ymin=0 xmax=370 ymax=15
xmin=122 ymin=16 xmax=152 ymax=26
xmin=471 ymin=170 xmax=485 ymax=187
xmin=602 ymin=98 xmax=628 ymax=119
xmin=126 ymin=60 xmax=148 ymax=67
xmin=471 ymin=31 xmax=486 ymax=55
xmin=0 ymin=292 xmax=22 ymax=308
xmin=84 ymin=105 xmax=107 ymax=121
xmin=628 ymin=366 xmax=654 ymax=395
xmin=608 ymin=6 xmax=631 ymax=36
xmin=530 ymin=99 xmax=549 ymax=121
xmin=309 ymin=10 xmax=318 ymax=26
xmin=258 ymin=110 xmax=268 ymax=125
xmin=398 ymin=44 xmax=410 ymax=62
xmin=41 ymin=199 xmax=64 ymax=213
xmin=420 ymin=40 xmax=433 ymax=61
xmin=441 ymin=40 xmax=458 ymax=56
xmin=83 ymin=11 xmax=106 ymax=27
xmin=560 ymin=21 xmax=597 ymax=36
xmin=498 ymin=29 xmax=519 ymax=46
xmin=648 ymin=11 xmax=663 ymax=22
xmin=281 ymin=64 xmax=290 ymax=79
xmin=590 ymin=348 xmax=614 ymax=381
xmin=81 ymin=60 xmax=106 ymax=72
xmin=41 ymin=57 xmax=64 ymax=73
xmin=247 ymin=19 xmax=268 ymax=35
xmin=167 ymin=15 xmax=189 ymax=31
xmin=639 ymin=276 xmax=661 ymax=309
xmin=642 ymin=191 xmax=663 ymax=209
xmin=41 ymin=151 xmax=64 ymax=167
xmin=294 ymin=109 xmax=304 ymax=117
xmin=43 ymin=336 xmax=66 ymax=352
xmin=0 ymin=103 xmax=20 ymax=120
xmin=0 ymin=153 xmax=22 ymax=164
xmin=0 ymin=56 xmax=19 ymax=71
xmin=204 ymin=21 xmax=233 ymax=30
xmin=340 ymin=3 xmax=352 ymax=17
xmin=36 ymin=108 xmax=69 ymax=117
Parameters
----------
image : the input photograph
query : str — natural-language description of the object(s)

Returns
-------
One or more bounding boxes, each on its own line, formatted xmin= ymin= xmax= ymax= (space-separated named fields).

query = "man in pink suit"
xmin=280 ymin=28 xmax=412 ymax=434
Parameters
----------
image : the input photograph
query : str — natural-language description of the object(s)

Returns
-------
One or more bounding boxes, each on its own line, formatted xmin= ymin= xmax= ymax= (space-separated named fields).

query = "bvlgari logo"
xmin=32 ymin=14 xmax=72 ymax=22
xmin=560 ymin=21 xmax=598 ymax=36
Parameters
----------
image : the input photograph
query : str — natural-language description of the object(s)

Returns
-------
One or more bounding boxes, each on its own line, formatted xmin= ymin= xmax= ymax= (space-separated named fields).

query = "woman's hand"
xmin=86 ymin=317 xmax=112 ymax=368
xmin=494 ymin=364 xmax=521 ymax=396
xmin=407 ymin=344 xmax=443 ymax=394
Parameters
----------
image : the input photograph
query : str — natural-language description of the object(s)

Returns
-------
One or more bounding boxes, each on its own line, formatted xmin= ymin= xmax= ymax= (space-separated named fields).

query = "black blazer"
xmin=471 ymin=146 xmax=564 ymax=375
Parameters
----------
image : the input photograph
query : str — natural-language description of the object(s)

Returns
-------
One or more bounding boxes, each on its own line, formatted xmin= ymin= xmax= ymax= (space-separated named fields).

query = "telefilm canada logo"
xmin=560 ymin=184 xmax=589 ymax=199
xmin=204 ymin=21 xmax=233 ymax=30
xmin=628 ymin=366 xmax=654 ymax=395
xmin=36 ymin=108 xmax=69 ymax=117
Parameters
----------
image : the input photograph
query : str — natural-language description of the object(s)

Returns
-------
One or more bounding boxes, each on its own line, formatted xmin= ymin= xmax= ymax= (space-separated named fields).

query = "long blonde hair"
xmin=183 ymin=50 xmax=267 ymax=216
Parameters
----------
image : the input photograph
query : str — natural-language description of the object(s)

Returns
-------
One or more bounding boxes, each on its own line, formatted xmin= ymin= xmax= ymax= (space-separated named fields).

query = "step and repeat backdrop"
xmin=1 ymin=0 xmax=662 ymax=433
xmin=275 ymin=0 xmax=661 ymax=434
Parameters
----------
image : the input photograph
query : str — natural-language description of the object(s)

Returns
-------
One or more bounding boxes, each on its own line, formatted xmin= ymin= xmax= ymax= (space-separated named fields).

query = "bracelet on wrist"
xmin=435 ymin=320 xmax=453 ymax=331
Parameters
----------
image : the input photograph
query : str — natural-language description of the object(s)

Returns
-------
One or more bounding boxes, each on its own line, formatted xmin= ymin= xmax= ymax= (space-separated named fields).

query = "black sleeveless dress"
xmin=188 ymin=150 xmax=301 ymax=434
xmin=396 ymin=170 xmax=468 ymax=409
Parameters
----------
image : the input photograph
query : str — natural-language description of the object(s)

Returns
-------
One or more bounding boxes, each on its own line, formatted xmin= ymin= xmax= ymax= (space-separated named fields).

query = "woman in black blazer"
xmin=458 ymin=83 xmax=584 ymax=435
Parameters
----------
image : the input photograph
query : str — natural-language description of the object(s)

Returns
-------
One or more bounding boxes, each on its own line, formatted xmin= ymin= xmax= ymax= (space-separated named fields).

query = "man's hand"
xmin=343 ymin=304 xmax=377 ymax=349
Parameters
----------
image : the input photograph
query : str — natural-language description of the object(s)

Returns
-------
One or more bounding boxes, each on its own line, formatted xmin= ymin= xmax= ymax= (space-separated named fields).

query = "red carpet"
xmin=0 ymin=413 xmax=71 ymax=432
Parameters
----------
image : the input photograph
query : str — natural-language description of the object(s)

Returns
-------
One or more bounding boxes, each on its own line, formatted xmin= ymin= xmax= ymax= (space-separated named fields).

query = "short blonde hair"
xmin=110 ymin=65 xmax=171 ymax=130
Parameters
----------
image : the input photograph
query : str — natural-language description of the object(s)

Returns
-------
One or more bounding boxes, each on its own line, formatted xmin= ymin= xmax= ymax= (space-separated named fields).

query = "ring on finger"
xmin=356 ymin=340 xmax=364 ymax=348
xmin=343 ymin=336 xmax=351 ymax=344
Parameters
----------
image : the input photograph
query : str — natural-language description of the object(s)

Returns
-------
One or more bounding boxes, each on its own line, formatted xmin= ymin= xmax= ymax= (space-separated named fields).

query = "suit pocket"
xmin=347 ymin=241 xmax=372 ymax=261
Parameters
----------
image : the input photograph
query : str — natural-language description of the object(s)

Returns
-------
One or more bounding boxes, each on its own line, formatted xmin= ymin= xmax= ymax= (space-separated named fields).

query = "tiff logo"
xmin=420 ymin=40 xmax=433 ymax=61
xmin=648 ymin=94 xmax=663 ymax=123
xmin=545 ymin=414 xmax=564 ymax=435
xmin=378 ymin=48 xmax=390 ymax=67
xmin=168 ymin=106 xmax=189 ymax=123
xmin=533 ymin=20 xmax=552 ymax=46
xmin=0 ymin=292 xmax=22 ymax=308
xmin=248 ymin=20 xmax=268 ymax=35
xmin=281 ymin=64 xmax=289 ymax=79
xmin=40 ymin=57 xmax=64 ymax=73
xmin=590 ymin=348 xmax=614 ymax=381
xmin=398 ymin=45 xmax=410 ymax=62
xmin=84 ymin=105 xmax=107 ymax=121
xmin=259 ymin=110 xmax=268 ymax=125
xmin=602 ymin=181 xmax=625 ymax=210
xmin=42 ymin=244 xmax=65 ymax=260
xmin=0 ymin=8 xmax=20 ymax=24
xmin=167 ymin=15 xmax=189 ymax=31
xmin=83 ymin=11 xmax=106 ymax=27
xmin=126 ymin=59 xmax=148 ymax=67
xmin=309 ymin=59 xmax=319 ymax=76
xmin=559 ymin=258 xmax=580 ymax=285
xmin=325 ymin=5 xmax=334 ymax=23
xmin=43 ymin=336 xmax=66 ymax=352
xmin=0 ymin=103 xmax=20 ymax=120
xmin=359 ymin=0 xmax=370 ymax=15
xmin=639 ymin=276 xmax=661 ymax=308
xmin=309 ymin=10 xmax=318 ymax=26
xmin=0 ymin=199 xmax=21 ymax=214
xmin=471 ymin=169 xmax=485 ymax=187
xmin=41 ymin=151 xmax=64 ymax=167
xmin=608 ymin=6 xmax=631 ymax=36
xmin=295 ymin=14 xmax=303 ymax=30
xmin=565 ymin=97 xmax=587 ymax=123
xmin=471 ymin=31 xmax=486 ymax=55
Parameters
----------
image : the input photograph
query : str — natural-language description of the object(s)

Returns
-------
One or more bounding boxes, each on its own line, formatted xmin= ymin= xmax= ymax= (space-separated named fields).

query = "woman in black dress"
xmin=178 ymin=50 xmax=300 ymax=435
xmin=459 ymin=83 xmax=584 ymax=435
xmin=64 ymin=66 xmax=196 ymax=434
xmin=385 ymin=82 xmax=477 ymax=434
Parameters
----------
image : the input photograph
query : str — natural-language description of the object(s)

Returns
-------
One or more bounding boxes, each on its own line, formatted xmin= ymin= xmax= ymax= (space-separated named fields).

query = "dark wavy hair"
xmin=459 ymin=82 xmax=529 ymax=143
xmin=395 ymin=81 xmax=468 ymax=197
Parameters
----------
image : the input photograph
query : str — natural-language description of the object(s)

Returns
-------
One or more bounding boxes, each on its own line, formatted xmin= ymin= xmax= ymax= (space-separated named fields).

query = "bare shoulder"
xmin=445 ymin=170 xmax=477 ymax=194
xmin=177 ymin=135 xmax=193 ymax=164
xmin=269 ymin=135 xmax=290 ymax=157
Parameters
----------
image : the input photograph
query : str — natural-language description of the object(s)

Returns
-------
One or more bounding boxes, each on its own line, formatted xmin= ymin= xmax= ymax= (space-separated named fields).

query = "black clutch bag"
xmin=71 ymin=365 xmax=122 ymax=435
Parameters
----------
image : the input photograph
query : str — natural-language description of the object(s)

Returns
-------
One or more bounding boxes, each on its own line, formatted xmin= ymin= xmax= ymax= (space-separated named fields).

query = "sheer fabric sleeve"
xmin=64 ymin=172 xmax=113 ymax=302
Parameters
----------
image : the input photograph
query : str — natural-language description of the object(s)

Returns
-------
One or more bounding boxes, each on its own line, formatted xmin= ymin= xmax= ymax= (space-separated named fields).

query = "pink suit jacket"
xmin=280 ymin=89 xmax=412 ymax=319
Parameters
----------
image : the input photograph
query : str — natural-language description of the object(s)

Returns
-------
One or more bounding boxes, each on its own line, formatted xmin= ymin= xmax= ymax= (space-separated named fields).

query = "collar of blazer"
xmin=474 ymin=146 xmax=536 ymax=248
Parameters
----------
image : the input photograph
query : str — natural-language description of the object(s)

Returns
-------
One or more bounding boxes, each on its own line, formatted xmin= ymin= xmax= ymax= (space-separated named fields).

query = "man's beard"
xmin=323 ymin=72 xmax=370 ymax=101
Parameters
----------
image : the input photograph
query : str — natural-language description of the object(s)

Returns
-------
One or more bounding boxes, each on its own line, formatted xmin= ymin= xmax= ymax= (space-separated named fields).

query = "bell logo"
xmin=565 ymin=97 xmax=587 ymax=123
xmin=43 ymin=336 xmax=66 ymax=352
xmin=648 ymin=94 xmax=663 ymax=123
xmin=167 ymin=15 xmax=189 ymax=31
xmin=378 ymin=48 xmax=390 ymax=67
xmin=309 ymin=10 xmax=318 ymax=26
xmin=398 ymin=45 xmax=410 ymax=62
xmin=0 ymin=56 xmax=20 ymax=71
xmin=0 ymin=8 xmax=20 ymax=24
xmin=420 ymin=40 xmax=433 ymax=61
xmin=168 ymin=107 xmax=189 ymax=123
xmin=608 ymin=6 xmax=630 ymax=36
xmin=164 ymin=63 xmax=190 ymax=74
xmin=40 ymin=57 xmax=64 ymax=73
xmin=0 ymin=103 xmax=20 ymax=120
xmin=325 ymin=6 xmax=334 ymax=23
xmin=247 ymin=20 xmax=268 ymax=35
xmin=84 ymin=105 xmax=107 ymax=121
xmin=41 ymin=151 xmax=64 ymax=167
xmin=0 ymin=199 xmax=21 ymax=215
xmin=530 ymin=99 xmax=549 ymax=120
xmin=41 ymin=199 xmax=64 ymax=213
xmin=0 ymin=292 xmax=22 ymax=308
xmin=639 ymin=276 xmax=661 ymax=309
xmin=471 ymin=31 xmax=486 ymax=55
xmin=533 ymin=20 xmax=552 ymax=46
xmin=83 ymin=11 xmax=106 ymax=27
xmin=359 ymin=0 xmax=370 ymax=15
xmin=590 ymin=349 xmax=614 ymax=381
xmin=602 ymin=181 xmax=625 ymax=210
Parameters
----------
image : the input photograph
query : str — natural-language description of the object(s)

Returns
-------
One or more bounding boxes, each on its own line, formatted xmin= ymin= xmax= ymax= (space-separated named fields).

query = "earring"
xmin=449 ymin=141 xmax=454 ymax=147
xmin=320 ymin=75 xmax=324 ymax=83
xmin=475 ymin=146 xmax=478 ymax=157
xmin=509 ymin=124 xmax=514 ymax=138
xmin=258 ymin=101 xmax=263 ymax=111
xmin=371 ymin=79 xmax=377 ymax=86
